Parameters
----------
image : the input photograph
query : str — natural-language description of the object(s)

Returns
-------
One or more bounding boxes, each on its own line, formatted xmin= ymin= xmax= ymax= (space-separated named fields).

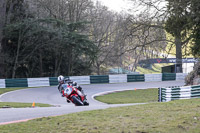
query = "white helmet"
xmin=58 ymin=75 xmax=64 ymax=83
xmin=73 ymin=81 xmax=77 ymax=86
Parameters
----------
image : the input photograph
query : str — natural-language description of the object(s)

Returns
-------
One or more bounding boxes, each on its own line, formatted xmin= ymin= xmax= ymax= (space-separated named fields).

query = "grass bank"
xmin=0 ymin=98 xmax=200 ymax=133
xmin=0 ymin=102 xmax=51 ymax=108
xmin=136 ymin=63 xmax=173 ymax=74
xmin=95 ymin=88 xmax=158 ymax=104
xmin=0 ymin=87 xmax=51 ymax=108
xmin=0 ymin=87 xmax=27 ymax=95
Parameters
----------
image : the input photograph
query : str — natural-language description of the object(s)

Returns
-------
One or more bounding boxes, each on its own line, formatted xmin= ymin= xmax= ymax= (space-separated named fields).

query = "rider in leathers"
xmin=57 ymin=75 xmax=86 ymax=102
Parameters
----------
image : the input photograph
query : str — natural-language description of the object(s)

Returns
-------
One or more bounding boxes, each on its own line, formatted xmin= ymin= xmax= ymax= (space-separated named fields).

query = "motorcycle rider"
xmin=57 ymin=75 xmax=87 ymax=102
xmin=57 ymin=75 xmax=66 ymax=97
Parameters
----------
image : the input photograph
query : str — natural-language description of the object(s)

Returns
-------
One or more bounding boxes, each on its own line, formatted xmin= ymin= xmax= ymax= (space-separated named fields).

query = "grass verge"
xmin=0 ymin=102 xmax=51 ymax=108
xmin=0 ymin=87 xmax=51 ymax=108
xmin=0 ymin=98 xmax=200 ymax=133
xmin=95 ymin=88 xmax=158 ymax=104
xmin=0 ymin=87 xmax=27 ymax=95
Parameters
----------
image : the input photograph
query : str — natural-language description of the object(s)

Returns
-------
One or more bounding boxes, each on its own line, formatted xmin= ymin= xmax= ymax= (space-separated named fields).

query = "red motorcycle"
xmin=62 ymin=84 xmax=89 ymax=106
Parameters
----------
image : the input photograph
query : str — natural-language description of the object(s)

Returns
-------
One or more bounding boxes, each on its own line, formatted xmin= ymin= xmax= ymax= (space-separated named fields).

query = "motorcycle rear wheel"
xmin=84 ymin=101 xmax=89 ymax=106
xmin=72 ymin=96 xmax=84 ymax=106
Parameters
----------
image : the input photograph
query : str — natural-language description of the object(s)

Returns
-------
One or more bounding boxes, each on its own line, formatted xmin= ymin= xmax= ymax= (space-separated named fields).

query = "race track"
xmin=0 ymin=81 xmax=185 ymax=125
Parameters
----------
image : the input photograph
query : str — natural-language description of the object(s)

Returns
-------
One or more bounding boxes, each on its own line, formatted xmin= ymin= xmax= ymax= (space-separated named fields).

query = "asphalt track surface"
xmin=0 ymin=81 xmax=185 ymax=125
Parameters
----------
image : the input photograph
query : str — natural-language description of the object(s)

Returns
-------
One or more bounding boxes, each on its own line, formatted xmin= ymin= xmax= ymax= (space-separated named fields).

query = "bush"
xmin=185 ymin=62 xmax=200 ymax=85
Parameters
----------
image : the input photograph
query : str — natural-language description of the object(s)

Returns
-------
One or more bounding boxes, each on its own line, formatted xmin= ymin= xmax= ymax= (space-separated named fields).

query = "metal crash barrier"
xmin=0 ymin=73 xmax=187 ymax=88
xmin=158 ymin=85 xmax=200 ymax=102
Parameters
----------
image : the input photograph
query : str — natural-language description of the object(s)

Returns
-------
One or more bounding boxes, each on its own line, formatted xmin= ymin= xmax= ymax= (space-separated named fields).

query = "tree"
xmin=4 ymin=18 xmax=97 ymax=78
xmin=190 ymin=0 xmax=200 ymax=56
xmin=120 ymin=14 xmax=167 ymax=71
xmin=0 ymin=0 xmax=7 ymax=78
xmin=33 ymin=0 xmax=96 ymax=76
xmin=88 ymin=2 xmax=118 ymax=75
xmin=130 ymin=0 xmax=193 ymax=73
xmin=165 ymin=0 xmax=191 ymax=73
xmin=1 ymin=0 xmax=174 ymax=78
xmin=4 ymin=19 xmax=52 ymax=78
xmin=1 ymin=0 xmax=98 ymax=78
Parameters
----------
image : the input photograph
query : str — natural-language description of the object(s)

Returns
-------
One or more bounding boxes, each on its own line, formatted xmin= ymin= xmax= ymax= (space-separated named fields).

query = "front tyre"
xmin=72 ymin=96 xmax=84 ymax=106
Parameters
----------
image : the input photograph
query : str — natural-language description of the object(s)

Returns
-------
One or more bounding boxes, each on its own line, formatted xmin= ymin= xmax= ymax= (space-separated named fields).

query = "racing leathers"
xmin=58 ymin=80 xmax=87 ymax=100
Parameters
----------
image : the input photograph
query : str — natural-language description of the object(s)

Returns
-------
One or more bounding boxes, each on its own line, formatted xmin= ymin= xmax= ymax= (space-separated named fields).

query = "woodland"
xmin=0 ymin=0 xmax=200 ymax=78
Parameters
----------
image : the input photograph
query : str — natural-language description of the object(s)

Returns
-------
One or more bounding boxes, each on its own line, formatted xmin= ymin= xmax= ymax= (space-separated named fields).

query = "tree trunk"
xmin=133 ymin=55 xmax=139 ymax=72
xmin=0 ymin=0 xmax=6 ymax=78
xmin=54 ymin=52 xmax=62 ymax=77
xmin=175 ymin=34 xmax=183 ymax=73
xmin=0 ymin=0 xmax=6 ymax=49
xmin=67 ymin=46 xmax=73 ymax=76
xmin=12 ymin=29 xmax=22 ymax=78
xmin=96 ymin=62 xmax=100 ymax=75
xmin=39 ymin=50 xmax=43 ymax=77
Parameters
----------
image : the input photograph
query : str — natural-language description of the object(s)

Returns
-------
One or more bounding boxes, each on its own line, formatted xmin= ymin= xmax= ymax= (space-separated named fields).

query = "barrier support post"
xmin=158 ymin=87 xmax=162 ymax=102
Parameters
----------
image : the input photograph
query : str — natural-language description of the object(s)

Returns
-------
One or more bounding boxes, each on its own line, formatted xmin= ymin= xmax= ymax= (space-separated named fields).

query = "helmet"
xmin=73 ymin=81 xmax=77 ymax=86
xmin=65 ymin=77 xmax=70 ymax=82
xmin=58 ymin=75 xmax=64 ymax=83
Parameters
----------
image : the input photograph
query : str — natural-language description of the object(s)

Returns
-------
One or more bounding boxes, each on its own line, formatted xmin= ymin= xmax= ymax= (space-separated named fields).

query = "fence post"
xmin=158 ymin=87 xmax=162 ymax=102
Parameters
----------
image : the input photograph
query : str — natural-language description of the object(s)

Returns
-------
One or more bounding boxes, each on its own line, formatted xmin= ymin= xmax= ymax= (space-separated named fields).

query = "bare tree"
xmin=108 ymin=0 xmax=167 ymax=72
xmin=128 ymin=0 xmax=192 ymax=73
xmin=2 ymin=0 xmax=171 ymax=78
xmin=87 ymin=2 xmax=121 ymax=74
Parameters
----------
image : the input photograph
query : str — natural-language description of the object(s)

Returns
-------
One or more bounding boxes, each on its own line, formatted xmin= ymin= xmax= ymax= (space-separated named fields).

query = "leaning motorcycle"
xmin=62 ymin=84 xmax=89 ymax=106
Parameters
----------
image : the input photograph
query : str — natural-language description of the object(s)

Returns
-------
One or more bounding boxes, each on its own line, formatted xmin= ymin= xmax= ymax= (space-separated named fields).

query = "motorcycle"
xmin=62 ymin=84 xmax=89 ymax=106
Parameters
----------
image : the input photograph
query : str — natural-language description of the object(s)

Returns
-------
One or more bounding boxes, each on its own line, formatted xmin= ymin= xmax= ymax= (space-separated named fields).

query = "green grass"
xmin=0 ymin=102 xmax=51 ymax=108
xmin=0 ymin=88 xmax=51 ymax=108
xmin=0 ymin=87 xmax=27 ymax=95
xmin=95 ymin=88 xmax=158 ymax=104
xmin=0 ymin=98 xmax=200 ymax=133
xmin=1 ymin=88 xmax=200 ymax=132
xmin=136 ymin=66 xmax=159 ymax=74
xmin=135 ymin=63 xmax=173 ymax=74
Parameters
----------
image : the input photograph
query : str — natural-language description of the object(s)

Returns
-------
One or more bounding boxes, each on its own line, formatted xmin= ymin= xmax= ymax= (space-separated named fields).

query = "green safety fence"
xmin=127 ymin=74 xmax=145 ymax=82
xmin=49 ymin=76 xmax=69 ymax=86
xmin=49 ymin=77 xmax=58 ymax=86
xmin=90 ymin=75 xmax=109 ymax=84
xmin=158 ymin=85 xmax=200 ymax=102
xmin=162 ymin=73 xmax=176 ymax=81
xmin=5 ymin=78 xmax=28 ymax=88
xmin=0 ymin=73 xmax=188 ymax=88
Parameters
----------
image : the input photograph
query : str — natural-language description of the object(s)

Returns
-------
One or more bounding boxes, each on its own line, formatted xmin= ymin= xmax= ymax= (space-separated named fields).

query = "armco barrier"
xmin=5 ymin=78 xmax=28 ymax=88
xmin=90 ymin=75 xmax=109 ymax=84
xmin=109 ymin=74 xmax=127 ymax=83
xmin=158 ymin=85 xmax=200 ymax=102
xmin=70 ymin=76 xmax=90 ymax=85
xmin=49 ymin=77 xmax=58 ymax=86
xmin=28 ymin=78 xmax=50 ymax=87
xmin=0 ymin=79 xmax=5 ymax=88
xmin=162 ymin=73 xmax=176 ymax=81
xmin=0 ymin=73 xmax=188 ymax=88
xmin=49 ymin=76 xmax=69 ymax=86
xmin=127 ymin=74 xmax=145 ymax=82
xmin=176 ymin=73 xmax=187 ymax=81
xmin=145 ymin=74 xmax=162 ymax=82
